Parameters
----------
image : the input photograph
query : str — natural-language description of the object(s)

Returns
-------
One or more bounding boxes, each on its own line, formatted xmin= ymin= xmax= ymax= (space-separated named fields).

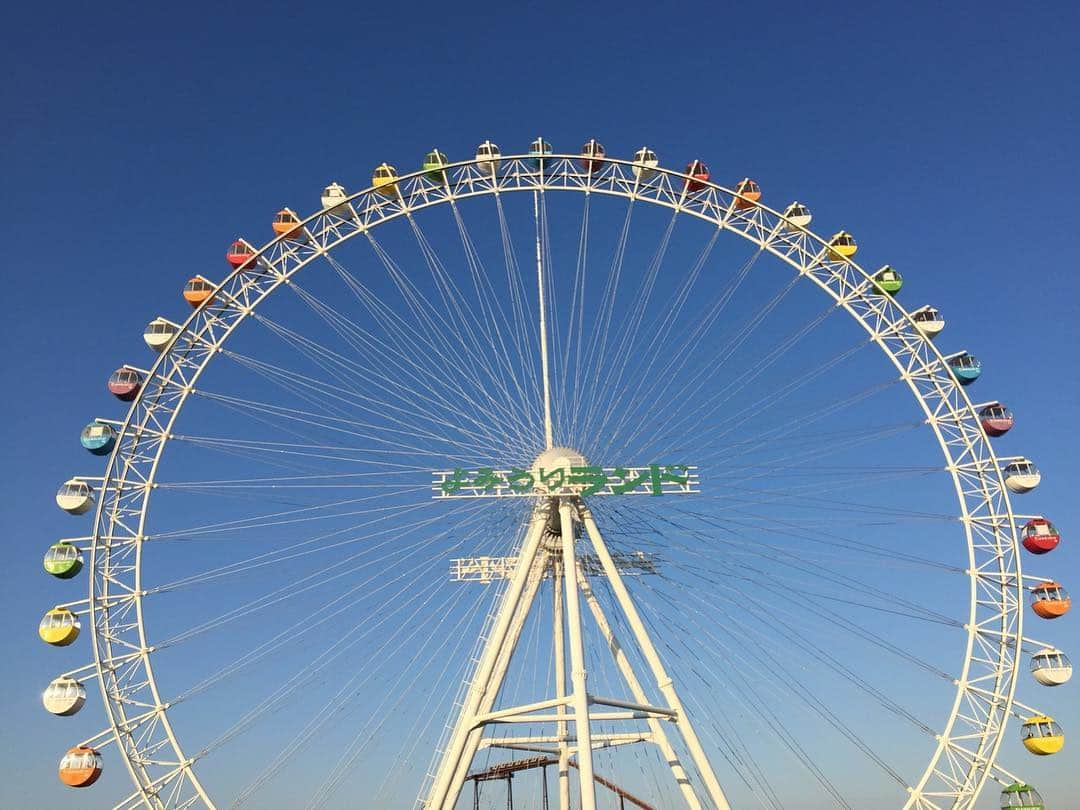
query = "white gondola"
xmin=1031 ymin=648 xmax=1072 ymax=686
xmin=143 ymin=317 xmax=179 ymax=352
xmin=632 ymin=147 xmax=659 ymax=182
xmin=783 ymin=201 xmax=812 ymax=230
xmin=56 ymin=479 xmax=94 ymax=515
xmin=911 ymin=306 xmax=945 ymax=339
xmin=43 ymin=677 xmax=87 ymax=716
xmin=475 ymin=140 xmax=501 ymax=176
xmin=320 ymin=182 xmax=349 ymax=214
xmin=1003 ymin=458 xmax=1041 ymax=493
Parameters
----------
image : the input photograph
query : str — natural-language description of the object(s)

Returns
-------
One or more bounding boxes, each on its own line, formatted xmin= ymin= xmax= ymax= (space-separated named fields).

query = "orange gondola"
xmin=734 ymin=178 xmax=761 ymax=209
xmin=183 ymin=276 xmax=215 ymax=308
xmin=1031 ymin=581 xmax=1070 ymax=619
xmin=58 ymin=746 xmax=102 ymax=787
xmin=271 ymin=208 xmax=305 ymax=240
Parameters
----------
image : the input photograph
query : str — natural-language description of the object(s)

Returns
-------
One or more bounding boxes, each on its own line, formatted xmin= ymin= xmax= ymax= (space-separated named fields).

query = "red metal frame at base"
xmin=467 ymin=755 xmax=655 ymax=809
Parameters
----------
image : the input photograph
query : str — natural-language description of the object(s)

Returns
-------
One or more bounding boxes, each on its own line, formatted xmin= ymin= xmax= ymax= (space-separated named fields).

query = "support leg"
xmin=578 ymin=503 xmax=731 ymax=810
xmin=552 ymin=557 xmax=571 ymax=810
xmin=445 ymin=547 xmax=551 ymax=801
xmin=426 ymin=510 xmax=550 ymax=809
xmin=559 ymin=499 xmax=597 ymax=810
xmin=579 ymin=574 xmax=702 ymax=810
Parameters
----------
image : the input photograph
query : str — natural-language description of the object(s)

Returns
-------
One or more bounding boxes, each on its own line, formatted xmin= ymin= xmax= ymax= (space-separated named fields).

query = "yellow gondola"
xmin=1021 ymin=715 xmax=1064 ymax=755
xmin=828 ymin=230 xmax=858 ymax=260
xmin=372 ymin=163 xmax=399 ymax=198
xmin=39 ymin=607 xmax=80 ymax=646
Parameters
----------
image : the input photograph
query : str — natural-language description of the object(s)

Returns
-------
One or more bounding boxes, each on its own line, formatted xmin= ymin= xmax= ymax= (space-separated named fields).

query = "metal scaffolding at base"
xmin=468 ymin=754 xmax=655 ymax=810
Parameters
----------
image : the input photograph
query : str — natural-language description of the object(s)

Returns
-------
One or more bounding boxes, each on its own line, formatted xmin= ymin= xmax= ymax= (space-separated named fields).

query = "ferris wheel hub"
xmin=532 ymin=446 xmax=588 ymax=474
xmin=532 ymin=448 xmax=587 ymax=543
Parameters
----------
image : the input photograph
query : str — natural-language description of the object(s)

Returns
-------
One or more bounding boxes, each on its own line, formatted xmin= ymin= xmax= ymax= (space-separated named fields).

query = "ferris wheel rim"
xmin=82 ymin=152 xmax=1024 ymax=809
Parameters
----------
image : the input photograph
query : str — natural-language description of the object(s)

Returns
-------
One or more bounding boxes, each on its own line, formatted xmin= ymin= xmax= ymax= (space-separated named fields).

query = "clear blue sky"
xmin=2 ymin=2 xmax=1078 ymax=808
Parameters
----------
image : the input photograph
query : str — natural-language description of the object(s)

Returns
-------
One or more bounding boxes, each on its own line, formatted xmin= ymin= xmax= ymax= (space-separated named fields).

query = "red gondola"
xmin=107 ymin=367 xmax=143 ymax=401
xmin=978 ymin=403 xmax=1014 ymax=437
xmin=1022 ymin=518 xmax=1061 ymax=555
xmin=684 ymin=160 xmax=710 ymax=193
xmin=226 ymin=239 xmax=256 ymax=270
xmin=580 ymin=139 xmax=606 ymax=173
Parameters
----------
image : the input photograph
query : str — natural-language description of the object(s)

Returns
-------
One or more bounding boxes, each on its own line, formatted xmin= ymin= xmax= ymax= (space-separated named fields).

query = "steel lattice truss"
xmin=70 ymin=155 xmax=1027 ymax=809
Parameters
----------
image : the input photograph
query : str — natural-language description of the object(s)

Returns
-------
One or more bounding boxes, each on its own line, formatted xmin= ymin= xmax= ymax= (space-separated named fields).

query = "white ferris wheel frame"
xmin=62 ymin=154 xmax=1030 ymax=809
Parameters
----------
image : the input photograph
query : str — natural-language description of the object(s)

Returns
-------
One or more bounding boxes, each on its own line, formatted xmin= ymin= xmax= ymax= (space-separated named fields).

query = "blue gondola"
xmin=79 ymin=423 xmax=116 ymax=456
xmin=948 ymin=352 xmax=981 ymax=385
xmin=528 ymin=137 xmax=552 ymax=171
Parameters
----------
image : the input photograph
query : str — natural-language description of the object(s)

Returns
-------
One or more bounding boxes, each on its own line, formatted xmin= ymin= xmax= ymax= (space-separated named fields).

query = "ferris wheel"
xmin=38 ymin=137 xmax=1072 ymax=810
